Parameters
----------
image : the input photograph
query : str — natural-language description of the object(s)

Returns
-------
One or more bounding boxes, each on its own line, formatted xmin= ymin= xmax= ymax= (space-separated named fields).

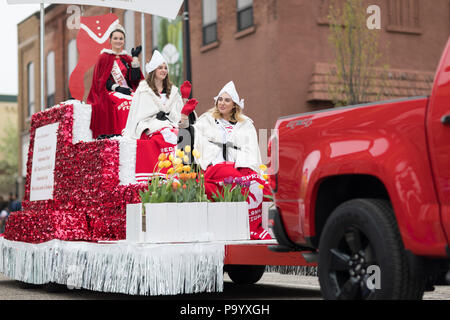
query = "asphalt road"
xmin=1 ymin=271 xmax=449 ymax=301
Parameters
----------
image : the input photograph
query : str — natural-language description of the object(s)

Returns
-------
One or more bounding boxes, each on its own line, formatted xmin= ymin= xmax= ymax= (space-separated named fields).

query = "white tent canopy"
xmin=7 ymin=0 xmax=184 ymax=20
xmin=7 ymin=0 xmax=184 ymax=110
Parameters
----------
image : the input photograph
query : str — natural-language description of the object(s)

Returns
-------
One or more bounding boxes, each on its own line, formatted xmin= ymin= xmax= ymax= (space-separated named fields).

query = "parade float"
xmin=0 ymin=0 xmax=316 ymax=297
xmin=0 ymin=100 xmax=316 ymax=296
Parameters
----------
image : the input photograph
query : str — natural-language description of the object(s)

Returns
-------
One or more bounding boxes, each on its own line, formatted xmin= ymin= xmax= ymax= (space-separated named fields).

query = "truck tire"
xmin=318 ymin=198 xmax=425 ymax=300
xmin=225 ymin=265 xmax=266 ymax=284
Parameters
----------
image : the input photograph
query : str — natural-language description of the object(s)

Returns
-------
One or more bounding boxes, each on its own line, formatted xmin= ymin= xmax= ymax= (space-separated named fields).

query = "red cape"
xmin=87 ymin=52 xmax=143 ymax=138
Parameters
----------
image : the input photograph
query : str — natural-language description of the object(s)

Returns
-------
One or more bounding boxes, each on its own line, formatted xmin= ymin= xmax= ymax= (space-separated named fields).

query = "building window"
xmin=202 ymin=0 xmax=217 ymax=45
xmin=387 ymin=0 xmax=421 ymax=34
xmin=46 ymin=51 xmax=55 ymax=108
xmin=27 ymin=62 xmax=35 ymax=118
xmin=67 ymin=39 xmax=78 ymax=98
xmin=237 ymin=0 xmax=253 ymax=31
xmin=124 ymin=10 xmax=135 ymax=54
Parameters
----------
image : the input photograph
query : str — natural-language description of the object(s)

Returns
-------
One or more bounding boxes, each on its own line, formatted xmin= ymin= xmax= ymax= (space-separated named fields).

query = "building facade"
xmin=17 ymin=0 xmax=450 ymax=196
xmin=0 ymin=95 xmax=18 ymax=198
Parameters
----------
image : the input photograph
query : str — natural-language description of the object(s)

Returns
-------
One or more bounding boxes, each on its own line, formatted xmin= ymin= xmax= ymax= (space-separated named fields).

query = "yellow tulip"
xmin=184 ymin=145 xmax=191 ymax=153
xmin=183 ymin=155 xmax=190 ymax=163
xmin=167 ymin=168 xmax=175 ymax=175
xmin=183 ymin=165 xmax=191 ymax=173
xmin=158 ymin=153 xmax=167 ymax=161
xmin=175 ymin=165 xmax=184 ymax=173
xmin=259 ymin=164 xmax=268 ymax=171
xmin=176 ymin=149 xmax=184 ymax=158
xmin=157 ymin=161 xmax=164 ymax=169
xmin=192 ymin=149 xmax=201 ymax=159
xmin=173 ymin=157 xmax=182 ymax=165
xmin=262 ymin=174 xmax=269 ymax=180
xmin=168 ymin=154 xmax=174 ymax=161
xmin=163 ymin=160 xmax=172 ymax=168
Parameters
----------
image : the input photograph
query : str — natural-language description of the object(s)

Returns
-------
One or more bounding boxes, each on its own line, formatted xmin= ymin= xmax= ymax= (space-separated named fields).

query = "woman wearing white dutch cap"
xmin=123 ymin=50 xmax=197 ymax=180
xmin=179 ymin=81 xmax=272 ymax=240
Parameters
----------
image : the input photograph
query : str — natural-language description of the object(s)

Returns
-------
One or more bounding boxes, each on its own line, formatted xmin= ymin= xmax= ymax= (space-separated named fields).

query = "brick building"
xmin=0 ymin=95 xmax=18 ymax=198
xmin=16 ymin=0 xmax=450 ymax=196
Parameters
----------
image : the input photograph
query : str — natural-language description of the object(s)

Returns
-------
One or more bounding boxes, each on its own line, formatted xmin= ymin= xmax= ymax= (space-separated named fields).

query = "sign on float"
xmin=29 ymin=123 xmax=59 ymax=201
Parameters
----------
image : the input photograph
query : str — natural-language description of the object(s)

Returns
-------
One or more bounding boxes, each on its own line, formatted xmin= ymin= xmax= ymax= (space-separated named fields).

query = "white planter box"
xmin=207 ymin=202 xmax=250 ymax=241
xmin=126 ymin=203 xmax=146 ymax=243
xmin=145 ymin=202 xmax=209 ymax=243
xmin=126 ymin=201 xmax=250 ymax=243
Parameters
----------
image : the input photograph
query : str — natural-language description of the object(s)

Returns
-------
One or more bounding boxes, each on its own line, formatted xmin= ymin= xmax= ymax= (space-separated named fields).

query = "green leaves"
xmin=211 ymin=180 xmax=250 ymax=203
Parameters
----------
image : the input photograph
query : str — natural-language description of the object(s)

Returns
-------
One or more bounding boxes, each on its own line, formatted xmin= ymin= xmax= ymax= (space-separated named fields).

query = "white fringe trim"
xmin=111 ymin=136 xmax=137 ymax=185
xmin=0 ymin=238 xmax=224 ymax=296
xmin=265 ymin=265 xmax=317 ymax=276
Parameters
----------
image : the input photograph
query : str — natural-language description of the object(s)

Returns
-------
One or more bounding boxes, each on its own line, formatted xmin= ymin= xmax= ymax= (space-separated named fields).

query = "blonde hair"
xmin=209 ymin=101 xmax=245 ymax=123
xmin=146 ymin=70 xmax=173 ymax=98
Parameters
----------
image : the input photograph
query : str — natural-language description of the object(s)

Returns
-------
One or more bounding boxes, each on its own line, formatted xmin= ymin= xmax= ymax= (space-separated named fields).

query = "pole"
xmin=40 ymin=1 xmax=45 ymax=111
xmin=183 ymin=0 xmax=192 ymax=84
xmin=141 ymin=12 xmax=146 ymax=75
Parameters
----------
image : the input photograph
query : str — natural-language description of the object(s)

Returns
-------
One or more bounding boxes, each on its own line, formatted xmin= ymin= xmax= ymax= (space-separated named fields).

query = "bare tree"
xmin=327 ymin=0 xmax=388 ymax=107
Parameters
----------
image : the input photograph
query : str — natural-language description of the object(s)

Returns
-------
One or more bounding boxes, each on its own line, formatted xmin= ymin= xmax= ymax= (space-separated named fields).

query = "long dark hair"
xmin=146 ymin=69 xmax=173 ymax=98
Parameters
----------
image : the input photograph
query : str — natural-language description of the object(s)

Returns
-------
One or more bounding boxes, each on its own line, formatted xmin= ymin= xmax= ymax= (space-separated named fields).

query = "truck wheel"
xmin=225 ymin=265 xmax=266 ymax=284
xmin=318 ymin=199 xmax=425 ymax=300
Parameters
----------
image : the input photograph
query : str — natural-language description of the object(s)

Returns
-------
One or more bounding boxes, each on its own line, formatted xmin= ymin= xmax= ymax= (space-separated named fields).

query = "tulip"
xmin=183 ymin=165 xmax=191 ymax=173
xmin=158 ymin=153 xmax=167 ymax=161
xmin=259 ymin=164 xmax=268 ymax=171
xmin=175 ymin=164 xmax=184 ymax=173
xmin=176 ymin=149 xmax=185 ymax=158
xmin=157 ymin=161 xmax=164 ymax=169
xmin=167 ymin=168 xmax=175 ymax=175
xmin=262 ymin=174 xmax=269 ymax=180
xmin=184 ymin=145 xmax=191 ymax=153
xmin=183 ymin=155 xmax=190 ymax=164
xmin=169 ymin=154 xmax=174 ymax=161
xmin=173 ymin=157 xmax=182 ymax=165
xmin=192 ymin=149 xmax=200 ymax=159
xmin=224 ymin=176 xmax=234 ymax=185
xmin=163 ymin=160 xmax=172 ymax=168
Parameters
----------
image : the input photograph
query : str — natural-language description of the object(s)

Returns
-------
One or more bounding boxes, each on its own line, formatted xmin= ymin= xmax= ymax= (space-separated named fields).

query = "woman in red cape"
xmin=87 ymin=24 xmax=144 ymax=139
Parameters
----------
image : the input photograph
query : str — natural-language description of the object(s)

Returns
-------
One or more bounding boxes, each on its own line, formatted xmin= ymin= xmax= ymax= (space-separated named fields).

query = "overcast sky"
xmin=0 ymin=2 xmax=50 ymax=96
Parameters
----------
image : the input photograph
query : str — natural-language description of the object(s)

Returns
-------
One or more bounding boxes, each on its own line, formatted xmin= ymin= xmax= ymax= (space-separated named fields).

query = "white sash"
xmin=111 ymin=59 xmax=130 ymax=88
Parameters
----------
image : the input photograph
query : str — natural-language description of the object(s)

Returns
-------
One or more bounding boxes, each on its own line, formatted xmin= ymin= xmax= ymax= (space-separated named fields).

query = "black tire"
xmin=318 ymin=198 xmax=425 ymax=300
xmin=225 ymin=265 xmax=266 ymax=284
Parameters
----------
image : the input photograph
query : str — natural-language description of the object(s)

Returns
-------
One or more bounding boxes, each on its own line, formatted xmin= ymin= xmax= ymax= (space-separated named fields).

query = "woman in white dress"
xmin=123 ymin=50 xmax=195 ymax=181
xmin=180 ymin=81 xmax=271 ymax=240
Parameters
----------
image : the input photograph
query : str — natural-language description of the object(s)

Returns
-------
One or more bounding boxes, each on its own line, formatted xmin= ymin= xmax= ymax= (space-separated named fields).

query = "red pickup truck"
xmin=268 ymin=38 xmax=450 ymax=300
